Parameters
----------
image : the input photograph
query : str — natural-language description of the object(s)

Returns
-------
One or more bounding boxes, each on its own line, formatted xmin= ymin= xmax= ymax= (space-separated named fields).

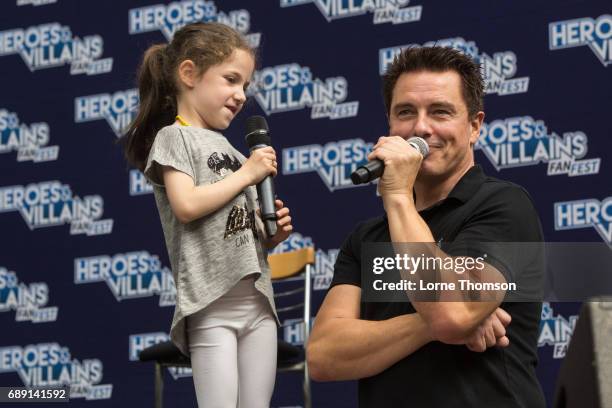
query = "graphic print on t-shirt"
xmin=207 ymin=152 xmax=241 ymax=176
xmin=224 ymin=202 xmax=258 ymax=245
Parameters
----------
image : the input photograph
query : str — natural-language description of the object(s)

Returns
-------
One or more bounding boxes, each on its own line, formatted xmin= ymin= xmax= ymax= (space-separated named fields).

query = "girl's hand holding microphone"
xmin=264 ymin=199 xmax=293 ymax=249
xmin=239 ymin=146 xmax=278 ymax=185
xmin=241 ymin=146 xmax=293 ymax=249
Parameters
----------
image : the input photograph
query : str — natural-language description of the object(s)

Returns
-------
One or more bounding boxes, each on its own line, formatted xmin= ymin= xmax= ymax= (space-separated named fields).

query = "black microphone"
xmin=245 ymin=115 xmax=277 ymax=238
xmin=351 ymin=137 xmax=430 ymax=185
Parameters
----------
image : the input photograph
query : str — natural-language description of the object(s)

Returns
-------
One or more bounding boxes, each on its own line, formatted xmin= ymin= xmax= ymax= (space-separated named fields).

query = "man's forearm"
xmin=307 ymin=313 xmax=431 ymax=381
xmin=384 ymin=194 xmax=435 ymax=244
xmin=383 ymin=195 xmax=503 ymax=339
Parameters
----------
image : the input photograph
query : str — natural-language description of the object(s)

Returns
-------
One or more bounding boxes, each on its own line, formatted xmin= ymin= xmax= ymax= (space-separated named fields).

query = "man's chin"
xmin=416 ymin=166 xmax=445 ymax=182
xmin=417 ymin=164 xmax=438 ymax=177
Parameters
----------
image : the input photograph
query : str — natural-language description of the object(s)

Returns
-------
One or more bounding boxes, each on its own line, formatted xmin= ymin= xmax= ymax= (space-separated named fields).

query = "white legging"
xmin=186 ymin=278 xmax=277 ymax=408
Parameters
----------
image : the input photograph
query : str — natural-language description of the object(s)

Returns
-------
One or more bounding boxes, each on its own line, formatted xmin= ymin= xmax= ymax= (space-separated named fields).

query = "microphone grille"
xmin=245 ymin=115 xmax=268 ymax=135
xmin=407 ymin=137 xmax=429 ymax=157
xmin=245 ymin=115 xmax=271 ymax=148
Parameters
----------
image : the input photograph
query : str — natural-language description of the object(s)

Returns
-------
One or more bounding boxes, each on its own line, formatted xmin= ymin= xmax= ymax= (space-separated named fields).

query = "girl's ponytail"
xmin=122 ymin=44 xmax=176 ymax=172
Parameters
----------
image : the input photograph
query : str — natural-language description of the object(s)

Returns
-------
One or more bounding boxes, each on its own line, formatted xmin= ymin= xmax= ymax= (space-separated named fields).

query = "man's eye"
xmin=434 ymin=110 xmax=450 ymax=115
xmin=397 ymin=110 xmax=414 ymax=116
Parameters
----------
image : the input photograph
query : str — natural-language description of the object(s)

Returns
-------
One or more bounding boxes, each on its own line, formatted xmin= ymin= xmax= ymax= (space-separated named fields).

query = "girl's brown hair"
xmin=122 ymin=22 xmax=255 ymax=171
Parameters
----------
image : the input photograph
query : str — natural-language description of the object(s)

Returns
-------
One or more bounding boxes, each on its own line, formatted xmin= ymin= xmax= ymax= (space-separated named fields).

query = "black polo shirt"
xmin=330 ymin=165 xmax=546 ymax=408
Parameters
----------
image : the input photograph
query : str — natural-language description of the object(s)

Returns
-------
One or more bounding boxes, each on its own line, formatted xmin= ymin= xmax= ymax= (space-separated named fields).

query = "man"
xmin=307 ymin=47 xmax=545 ymax=407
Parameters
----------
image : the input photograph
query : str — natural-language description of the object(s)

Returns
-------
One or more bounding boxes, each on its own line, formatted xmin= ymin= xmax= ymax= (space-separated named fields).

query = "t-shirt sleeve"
xmin=329 ymin=224 xmax=363 ymax=289
xmin=144 ymin=127 xmax=195 ymax=187
xmin=444 ymin=184 xmax=543 ymax=284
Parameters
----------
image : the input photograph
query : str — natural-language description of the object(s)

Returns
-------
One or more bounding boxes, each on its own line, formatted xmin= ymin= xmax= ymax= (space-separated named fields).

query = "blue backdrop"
xmin=1 ymin=0 xmax=610 ymax=406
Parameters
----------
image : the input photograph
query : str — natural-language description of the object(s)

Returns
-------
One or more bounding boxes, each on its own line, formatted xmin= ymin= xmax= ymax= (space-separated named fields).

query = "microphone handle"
xmin=250 ymin=144 xmax=278 ymax=237
xmin=257 ymin=177 xmax=277 ymax=222
xmin=350 ymin=160 xmax=384 ymax=185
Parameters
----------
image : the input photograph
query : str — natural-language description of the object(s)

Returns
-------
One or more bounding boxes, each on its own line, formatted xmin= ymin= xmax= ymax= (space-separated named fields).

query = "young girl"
xmin=123 ymin=22 xmax=292 ymax=407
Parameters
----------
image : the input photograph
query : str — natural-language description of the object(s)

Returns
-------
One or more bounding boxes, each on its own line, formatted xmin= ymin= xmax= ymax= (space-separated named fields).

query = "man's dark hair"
xmin=382 ymin=46 xmax=484 ymax=119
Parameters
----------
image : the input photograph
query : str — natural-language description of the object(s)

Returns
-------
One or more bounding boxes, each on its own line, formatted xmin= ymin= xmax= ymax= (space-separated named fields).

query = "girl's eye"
xmin=225 ymin=76 xmax=237 ymax=84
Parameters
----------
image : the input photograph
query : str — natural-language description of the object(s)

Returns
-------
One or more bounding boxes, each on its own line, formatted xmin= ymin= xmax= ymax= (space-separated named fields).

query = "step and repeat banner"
xmin=1 ymin=0 xmax=610 ymax=407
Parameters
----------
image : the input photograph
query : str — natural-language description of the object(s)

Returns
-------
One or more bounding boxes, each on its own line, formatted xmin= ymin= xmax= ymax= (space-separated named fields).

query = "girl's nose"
xmin=234 ymin=88 xmax=246 ymax=105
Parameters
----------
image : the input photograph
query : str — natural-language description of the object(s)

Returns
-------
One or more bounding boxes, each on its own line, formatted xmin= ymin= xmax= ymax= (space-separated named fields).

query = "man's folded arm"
xmin=385 ymin=196 xmax=508 ymax=343
xmin=306 ymin=284 xmax=432 ymax=382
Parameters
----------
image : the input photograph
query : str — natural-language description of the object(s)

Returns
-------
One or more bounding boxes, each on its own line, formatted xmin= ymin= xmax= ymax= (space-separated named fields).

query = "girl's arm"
xmin=162 ymin=146 xmax=277 ymax=224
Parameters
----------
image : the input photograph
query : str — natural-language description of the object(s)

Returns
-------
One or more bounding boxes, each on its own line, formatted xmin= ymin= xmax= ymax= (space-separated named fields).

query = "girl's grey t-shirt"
xmin=144 ymin=124 xmax=276 ymax=356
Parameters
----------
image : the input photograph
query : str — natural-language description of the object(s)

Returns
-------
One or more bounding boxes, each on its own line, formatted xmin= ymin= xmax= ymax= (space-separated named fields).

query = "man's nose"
xmin=413 ymin=113 xmax=433 ymax=137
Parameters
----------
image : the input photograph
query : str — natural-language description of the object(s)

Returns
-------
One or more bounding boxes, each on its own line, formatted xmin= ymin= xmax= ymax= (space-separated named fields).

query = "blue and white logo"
xmin=282 ymin=318 xmax=315 ymax=345
xmin=280 ymin=0 xmax=422 ymax=25
xmin=270 ymin=232 xmax=340 ymax=291
xmin=129 ymin=333 xmax=191 ymax=379
xmin=75 ymin=89 xmax=138 ymax=138
xmin=17 ymin=0 xmax=57 ymax=6
xmin=250 ymin=64 xmax=359 ymax=120
xmin=0 ymin=267 xmax=58 ymax=323
xmin=0 ymin=23 xmax=112 ymax=75
xmin=129 ymin=170 xmax=153 ymax=196
xmin=75 ymin=251 xmax=176 ymax=306
xmin=476 ymin=116 xmax=601 ymax=177
xmin=128 ymin=1 xmax=260 ymax=47
xmin=538 ymin=302 xmax=578 ymax=359
xmin=549 ymin=15 xmax=612 ymax=66
xmin=312 ymin=247 xmax=339 ymax=290
xmin=283 ymin=139 xmax=372 ymax=191
xmin=555 ymin=197 xmax=612 ymax=246
xmin=380 ymin=37 xmax=530 ymax=95
xmin=0 ymin=109 xmax=58 ymax=163
xmin=269 ymin=232 xmax=314 ymax=255
xmin=0 ymin=343 xmax=113 ymax=399
xmin=0 ymin=181 xmax=113 ymax=236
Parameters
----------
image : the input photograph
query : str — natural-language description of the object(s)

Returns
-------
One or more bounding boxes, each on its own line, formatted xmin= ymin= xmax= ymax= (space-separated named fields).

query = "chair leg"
xmin=303 ymin=365 xmax=311 ymax=408
xmin=154 ymin=363 xmax=164 ymax=408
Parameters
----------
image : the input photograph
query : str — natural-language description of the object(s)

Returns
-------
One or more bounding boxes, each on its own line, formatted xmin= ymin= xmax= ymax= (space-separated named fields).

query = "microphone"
xmin=245 ymin=115 xmax=277 ymax=238
xmin=351 ymin=137 xmax=430 ymax=185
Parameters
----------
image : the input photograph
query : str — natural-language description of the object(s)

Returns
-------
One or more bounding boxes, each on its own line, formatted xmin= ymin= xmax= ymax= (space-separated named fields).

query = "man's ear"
xmin=469 ymin=111 xmax=485 ymax=146
xmin=177 ymin=59 xmax=197 ymax=88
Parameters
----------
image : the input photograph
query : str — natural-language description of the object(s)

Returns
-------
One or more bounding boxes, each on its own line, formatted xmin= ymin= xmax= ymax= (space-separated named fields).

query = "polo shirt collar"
xmin=385 ymin=165 xmax=487 ymax=218
xmin=446 ymin=164 xmax=486 ymax=203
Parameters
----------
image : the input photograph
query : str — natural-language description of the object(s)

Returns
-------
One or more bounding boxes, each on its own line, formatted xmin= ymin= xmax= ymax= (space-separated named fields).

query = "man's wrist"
xmin=415 ymin=313 xmax=435 ymax=343
xmin=382 ymin=193 xmax=415 ymax=212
